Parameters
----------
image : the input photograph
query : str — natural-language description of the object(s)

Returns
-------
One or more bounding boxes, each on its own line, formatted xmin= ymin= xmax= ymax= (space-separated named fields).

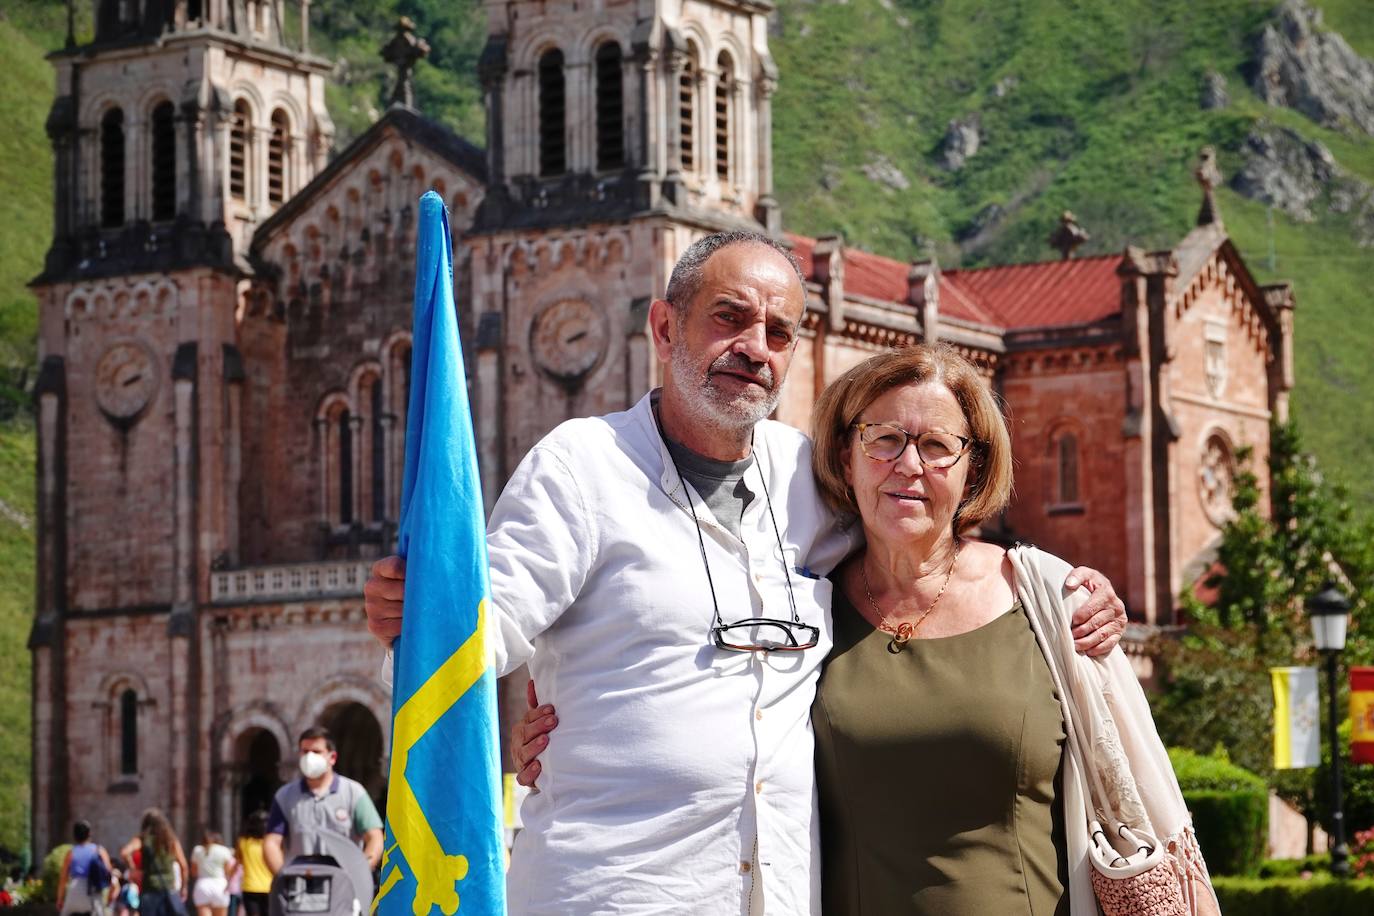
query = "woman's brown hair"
xmin=810 ymin=344 xmax=1013 ymax=535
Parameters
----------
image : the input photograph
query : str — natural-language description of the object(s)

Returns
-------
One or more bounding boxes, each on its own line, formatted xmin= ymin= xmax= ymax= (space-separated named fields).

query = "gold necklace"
xmin=861 ymin=539 xmax=963 ymax=652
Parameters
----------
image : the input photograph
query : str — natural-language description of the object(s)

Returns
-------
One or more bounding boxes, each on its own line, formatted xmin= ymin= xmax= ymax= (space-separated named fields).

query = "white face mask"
xmin=299 ymin=751 xmax=330 ymax=780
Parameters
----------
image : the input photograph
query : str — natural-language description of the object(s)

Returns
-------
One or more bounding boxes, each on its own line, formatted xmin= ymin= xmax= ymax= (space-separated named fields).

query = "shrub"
xmin=1212 ymin=875 xmax=1374 ymax=914
xmin=1258 ymin=853 xmax=1329 ymax=877
xmin=1168 ymin=747 xmax=1268 ymax=875
xmin=35 ymin=845 xmax=69 ymax=904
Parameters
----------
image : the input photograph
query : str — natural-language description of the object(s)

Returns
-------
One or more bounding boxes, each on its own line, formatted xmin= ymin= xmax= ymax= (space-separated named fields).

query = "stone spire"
xmin=381 ymin=17 xmax=430 ymax=110
xmin=1195 ymin=146 xmax=1224 ymax=227
xmin=1048 ymin=211 xmax=1090 ymax=260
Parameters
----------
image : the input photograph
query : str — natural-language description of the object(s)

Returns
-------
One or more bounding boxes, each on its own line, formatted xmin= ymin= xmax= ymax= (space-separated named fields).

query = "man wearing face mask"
xmin=262 ymin=727 xmax=384 ymax=875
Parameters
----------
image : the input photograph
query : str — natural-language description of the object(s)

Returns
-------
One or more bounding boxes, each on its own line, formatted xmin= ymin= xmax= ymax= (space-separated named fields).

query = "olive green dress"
xmin=813 ymin=587 xmax=1069 ymax=915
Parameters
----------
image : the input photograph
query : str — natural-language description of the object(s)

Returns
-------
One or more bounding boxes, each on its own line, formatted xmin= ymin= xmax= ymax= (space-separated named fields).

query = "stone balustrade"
xmin=209 ymin=560 xmax=372 ymax=605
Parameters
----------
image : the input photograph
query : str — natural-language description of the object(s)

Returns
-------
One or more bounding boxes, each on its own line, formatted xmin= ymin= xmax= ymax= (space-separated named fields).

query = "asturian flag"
xmin=1270 ymin=666 xmax=1320 ymax=770
xmin=375 ymin=191 xmax=506 ymax=916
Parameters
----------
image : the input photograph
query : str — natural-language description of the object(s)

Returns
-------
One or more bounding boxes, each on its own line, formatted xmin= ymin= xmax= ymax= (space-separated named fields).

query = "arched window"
xmin=119 ymin=688 xmax=138 ymax=775
xmin=537 ymin=49 xmax=566 ymax=177
xmin=370 ymin=380 xmax=386 ymax=522
xmin=230 ymin=100 xmax=251 ymax=200
xmin=338 ymin=407 xmax=354 ymax=524
xmin=150 ymin=101 xmax=177 ymax=221
xmin=268 ymin=109 xmax=289 ymax=204
xmin=595 ymin=42 xmax=624 ymax=171
xmin=101 ymin=108 xmax=125 ymax=227
xmin=1056 ymin=433 xmax=1079 ymax=505
xmin=714 ymin=53 xmax=733 ymax=182
xmin=679 ymin=47 xmax=697 ymax=172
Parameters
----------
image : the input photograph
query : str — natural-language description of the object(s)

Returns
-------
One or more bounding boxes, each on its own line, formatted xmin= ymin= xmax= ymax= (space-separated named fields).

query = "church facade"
xmin=28 ymin=0 xmax=1294 ymax=857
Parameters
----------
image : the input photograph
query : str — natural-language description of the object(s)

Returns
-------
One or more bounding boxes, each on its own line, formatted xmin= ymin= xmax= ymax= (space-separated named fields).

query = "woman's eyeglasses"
xmin=852 ymin=423 xmax=973 ymax=468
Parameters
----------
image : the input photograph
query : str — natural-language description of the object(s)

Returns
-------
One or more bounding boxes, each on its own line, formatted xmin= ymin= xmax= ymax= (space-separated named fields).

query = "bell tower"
xmin=28 ymin=0 xmax=332 ymax=855
xmin=466 ymin=0 xmax=781 ymax=503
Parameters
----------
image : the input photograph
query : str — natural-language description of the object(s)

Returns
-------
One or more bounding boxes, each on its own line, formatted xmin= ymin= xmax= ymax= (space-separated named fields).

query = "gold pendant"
xmin=887 ymin=622 xmax=913 ymax=654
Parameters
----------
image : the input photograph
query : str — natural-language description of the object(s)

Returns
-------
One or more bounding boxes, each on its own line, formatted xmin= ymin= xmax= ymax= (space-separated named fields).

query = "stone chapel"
xmin=28 ymin=0 xmax=1295 ymax=858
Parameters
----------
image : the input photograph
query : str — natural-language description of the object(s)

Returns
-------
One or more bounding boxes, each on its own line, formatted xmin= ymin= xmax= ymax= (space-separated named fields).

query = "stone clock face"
xmin=530 ymin=299 xmax=608 ymax=383
xmin=95 ymin=341 xmax=159 ymax=422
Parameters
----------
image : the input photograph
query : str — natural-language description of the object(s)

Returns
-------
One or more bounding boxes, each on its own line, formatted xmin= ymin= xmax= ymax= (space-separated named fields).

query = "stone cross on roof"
xmin=1195 ymin=146 xmax=1224 ymax=228
xmin=381 ymin=17 xmax=431 ymax=110
xmin=1048 ymin=211 xmax=1090 ymax=260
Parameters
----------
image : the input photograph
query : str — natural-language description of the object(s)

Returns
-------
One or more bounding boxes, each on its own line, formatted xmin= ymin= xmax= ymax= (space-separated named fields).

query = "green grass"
xmin=0 ymin=420 xmax=35 ymax=858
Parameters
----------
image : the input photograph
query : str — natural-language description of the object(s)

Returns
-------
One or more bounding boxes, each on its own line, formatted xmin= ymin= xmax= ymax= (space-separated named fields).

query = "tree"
xmin=1152 ymin=420 xmax=1374 ymax=808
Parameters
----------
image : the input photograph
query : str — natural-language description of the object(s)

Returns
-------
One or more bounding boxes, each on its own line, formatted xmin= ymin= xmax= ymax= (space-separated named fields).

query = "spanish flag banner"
xmin=375 ymin=192 xmax=505 ymax=916
xmin=1351 ymin=667 xmax=1374 ymax=765
xmin=1271 ymin=666 xmax=1320 ymax=769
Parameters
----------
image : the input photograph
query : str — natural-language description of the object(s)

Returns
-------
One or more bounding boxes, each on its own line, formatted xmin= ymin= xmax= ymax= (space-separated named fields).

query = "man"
xmin=365 ymin=231 xmax=1126 ymax=914
xmin=263 ymin=727 xmax=384 ymax=874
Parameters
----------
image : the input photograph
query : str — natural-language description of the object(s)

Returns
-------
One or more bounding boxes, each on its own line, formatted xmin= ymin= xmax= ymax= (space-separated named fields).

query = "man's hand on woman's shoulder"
xmin=1065 ymin=566 xmax=1127 ymax=657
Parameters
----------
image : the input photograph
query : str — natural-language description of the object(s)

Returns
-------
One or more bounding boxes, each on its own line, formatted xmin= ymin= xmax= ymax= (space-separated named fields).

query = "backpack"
xmin=87 ymin=847 xmax=112 ymax=894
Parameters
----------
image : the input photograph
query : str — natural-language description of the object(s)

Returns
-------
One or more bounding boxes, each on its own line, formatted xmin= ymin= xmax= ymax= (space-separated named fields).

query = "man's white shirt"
xmin=391 ymin=392 xmax=855 ymax=915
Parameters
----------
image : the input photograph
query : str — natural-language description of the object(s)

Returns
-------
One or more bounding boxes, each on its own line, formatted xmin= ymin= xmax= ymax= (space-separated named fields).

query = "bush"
xmin=1212 ymin=875 xmax=1374 ymax=914
xmin=1168 ymin=747 xmax=1268 ymax=876
xmin=1169 ymin=747 xmax=1268 ymax=793
xmin=1258 ymin=853 xmax=1329 ymax=877
xmin=35 ymin=845 xmax=69 ymax=904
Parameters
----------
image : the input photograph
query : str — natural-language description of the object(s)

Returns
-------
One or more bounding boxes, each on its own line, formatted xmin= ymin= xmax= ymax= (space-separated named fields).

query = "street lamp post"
xmin=1308 ymin=582 xmax=1353 ymax=877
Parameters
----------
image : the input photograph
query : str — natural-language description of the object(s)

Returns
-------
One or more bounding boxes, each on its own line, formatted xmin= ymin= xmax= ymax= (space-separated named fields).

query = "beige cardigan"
xmin=1009 ymin=545 xmax=1218 ymax=916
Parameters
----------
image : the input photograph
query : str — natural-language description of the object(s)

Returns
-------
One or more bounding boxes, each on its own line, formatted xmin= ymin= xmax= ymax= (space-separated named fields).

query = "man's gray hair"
xmin=664 ymin=230 xmax=806 ymax=310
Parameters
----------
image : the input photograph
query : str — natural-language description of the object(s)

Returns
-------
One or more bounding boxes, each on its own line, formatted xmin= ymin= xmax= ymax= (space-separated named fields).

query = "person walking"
xmin=234 ymin=812 xmax=272 ymax=916
xmin=121 ymin=810 xmax=189 ymax=916
xmin=263 ymin=727 xmax=383 ymax=874
xmin=188 ymin=830 xmax=236 ymax=916
xmin=57 ymin=821 xmax=112 ymax=916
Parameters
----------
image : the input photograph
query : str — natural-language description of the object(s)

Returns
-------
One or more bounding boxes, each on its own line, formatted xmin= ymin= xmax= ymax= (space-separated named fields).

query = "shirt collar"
xmin=299 ymin=774 xmax=341 ymax=796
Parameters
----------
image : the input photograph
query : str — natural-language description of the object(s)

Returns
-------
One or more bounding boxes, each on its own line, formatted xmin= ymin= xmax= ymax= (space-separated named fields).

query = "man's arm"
xmin=1066 ymin=566 xmax=1127 ymax=656
xmin=360 ymin=829 xmax=383 ymax=870
xmin=263 ymin=834 xmax=284 ymax=876
xmin=263 ymin=798 xmax=289 ymax=874
xmin=366 ymin=443 xmax=599 ymax=676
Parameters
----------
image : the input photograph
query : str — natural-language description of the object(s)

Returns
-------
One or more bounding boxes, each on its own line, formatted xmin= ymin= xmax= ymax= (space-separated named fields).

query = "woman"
xmin=57 ymin=820 xmax=112 ymax=916
xmin=234 ymin=812 xmax=272 ymax=916
xmin=122 ymin=809 xmax=189 ymax=916
xmin=808 ymin=345 xmax=1214 ymax=914
xmin=188 ymin=830 xmax=237 ymax=916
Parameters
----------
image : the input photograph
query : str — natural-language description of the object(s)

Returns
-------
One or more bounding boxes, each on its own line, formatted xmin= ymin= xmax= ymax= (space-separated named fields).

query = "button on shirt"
xmin=485 ymin=392 xmax=856 ymax=915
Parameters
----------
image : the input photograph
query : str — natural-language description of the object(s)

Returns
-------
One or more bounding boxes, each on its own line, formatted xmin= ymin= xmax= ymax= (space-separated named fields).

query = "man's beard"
xmin=668 ymin=334 xmax=783 ymax=434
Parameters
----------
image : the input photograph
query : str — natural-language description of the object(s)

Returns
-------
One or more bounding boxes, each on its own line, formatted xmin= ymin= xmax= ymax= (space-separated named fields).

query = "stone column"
xmin=1117 ymin=252 xmax=1156 ymax=622
xmin=626 ymin=296 xmax=651 ymax=408
xmin=168 ymin=344 xmax=199 ymax=834
xmin=754 ymin=62 xmax=780 ymax=232
xmin=31 ymin=356 xmax=68 ymax=862
xmin=475 ymin=310 xmax=502 ymax=514
xmin=223 ymin=345 xmax=244 ymax=565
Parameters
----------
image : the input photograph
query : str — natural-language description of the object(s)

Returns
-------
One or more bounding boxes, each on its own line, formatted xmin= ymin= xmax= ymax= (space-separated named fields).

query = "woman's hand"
xmin=1066 ymin=566 xmax=1127 ymax=656
xmin=511 ymin=679 xmax=558 ymax=789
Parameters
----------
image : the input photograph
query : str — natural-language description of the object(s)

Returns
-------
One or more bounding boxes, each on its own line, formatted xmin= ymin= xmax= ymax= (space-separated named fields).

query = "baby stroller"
xmin=268 ymin=830 xmax=374 ymax=916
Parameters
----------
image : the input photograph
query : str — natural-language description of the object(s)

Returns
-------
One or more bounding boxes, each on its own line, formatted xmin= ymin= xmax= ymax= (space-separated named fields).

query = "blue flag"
xmin=375 ymin=191 xmax=506 ymax=916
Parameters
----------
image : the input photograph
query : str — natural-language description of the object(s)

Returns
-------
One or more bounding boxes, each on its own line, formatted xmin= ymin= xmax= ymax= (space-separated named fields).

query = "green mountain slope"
xmin=1 ymin=0 xmax=1373 ymax=856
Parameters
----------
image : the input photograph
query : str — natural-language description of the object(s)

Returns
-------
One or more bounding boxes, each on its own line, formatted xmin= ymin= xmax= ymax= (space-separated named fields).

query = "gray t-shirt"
xmin=664 ymin=436 xmax=756 ymax=539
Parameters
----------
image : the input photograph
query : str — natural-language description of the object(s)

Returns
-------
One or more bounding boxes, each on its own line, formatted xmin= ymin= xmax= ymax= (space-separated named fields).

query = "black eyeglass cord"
xmin=662 ymin=429 xmax=802 ymax=631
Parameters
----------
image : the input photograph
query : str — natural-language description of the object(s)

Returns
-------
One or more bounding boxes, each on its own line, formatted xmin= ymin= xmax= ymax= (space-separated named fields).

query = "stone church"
xmin=28 ymin=0 xmax=1295 ymax=857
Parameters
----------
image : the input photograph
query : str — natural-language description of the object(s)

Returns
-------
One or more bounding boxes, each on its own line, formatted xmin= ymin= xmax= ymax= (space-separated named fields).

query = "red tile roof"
xmin=942 ymin=254 xmax=1124 ymax=329
xmin=787 ymin=233 xmax=1125 ymax=331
